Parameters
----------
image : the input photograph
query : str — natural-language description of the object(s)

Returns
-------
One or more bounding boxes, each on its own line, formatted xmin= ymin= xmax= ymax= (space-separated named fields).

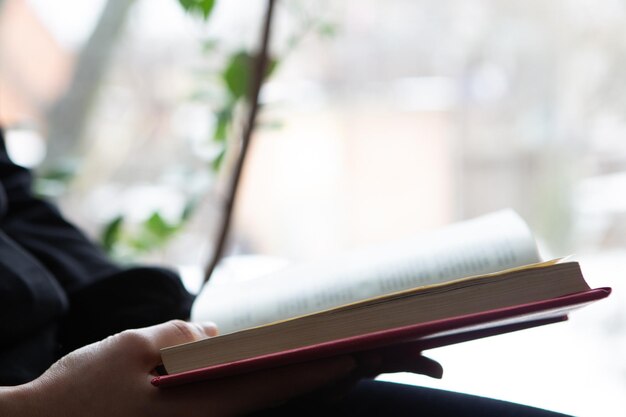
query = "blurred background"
xmin=0 ymin=0 xmax=624 ymax=415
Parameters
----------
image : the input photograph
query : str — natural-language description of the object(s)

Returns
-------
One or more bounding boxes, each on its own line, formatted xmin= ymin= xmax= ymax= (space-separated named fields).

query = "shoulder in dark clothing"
xmin=0 ymin=127 xmax=194 ymax=385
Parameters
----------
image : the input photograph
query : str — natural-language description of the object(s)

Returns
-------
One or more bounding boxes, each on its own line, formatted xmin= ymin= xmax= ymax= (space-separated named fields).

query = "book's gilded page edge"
xmin=166 ymin=258 xmax=569 ymax=343
xmin=270 ymin=259 xmax=566 ymax=319
xmin=396 ymin=258 xmax=566 ymax=291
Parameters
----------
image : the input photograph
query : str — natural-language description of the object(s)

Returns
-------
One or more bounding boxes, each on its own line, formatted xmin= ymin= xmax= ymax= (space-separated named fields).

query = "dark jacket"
xmin=0 ymin=128 xmax=194 ymax=385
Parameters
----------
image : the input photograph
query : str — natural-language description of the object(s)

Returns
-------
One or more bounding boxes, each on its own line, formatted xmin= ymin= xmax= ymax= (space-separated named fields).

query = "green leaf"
xmin=317 ymin=22 xmax=338 ymax=38
xmin=266 ymin=57 xmax=279 ymax=78
xmin=213 ymin=106 xmax=233 ymax=142
xmin=211 ymin=148 xmax=226 ymax=171
xmin=145 ymin=212 xmax=176 ymax=239
xmin=178 ymin=0 xmax=216 ymax=20
xmin=223 ymin=51 xmax=253 ymax=99
xmin=181 ymin=198 xmax=199 ymax=221
xmin=130 ymin=235 xmax=156 ymax=252
xmin=38 ymin=165 xmax=76 ymax=182
xmin=101 ymin=215 xmax=124 ymax=252
xmin=223 ymin=52 xmax=279 ymax=100
xmin=202 ymin=38 xmax=219 ymax=52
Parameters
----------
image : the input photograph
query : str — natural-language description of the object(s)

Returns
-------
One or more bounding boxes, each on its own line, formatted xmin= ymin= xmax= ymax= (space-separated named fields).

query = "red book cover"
xmin=152 ymin=288 xmax=610 ymax=388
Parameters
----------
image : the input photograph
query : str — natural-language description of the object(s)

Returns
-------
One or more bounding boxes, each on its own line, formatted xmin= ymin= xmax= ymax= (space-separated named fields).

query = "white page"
xmin=192 ymin=210 xmax=540 ymax=334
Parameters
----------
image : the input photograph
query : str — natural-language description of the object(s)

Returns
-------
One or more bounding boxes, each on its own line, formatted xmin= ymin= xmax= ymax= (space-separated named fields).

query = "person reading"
xmin=0 ymin=127 xmax=571 ymax=416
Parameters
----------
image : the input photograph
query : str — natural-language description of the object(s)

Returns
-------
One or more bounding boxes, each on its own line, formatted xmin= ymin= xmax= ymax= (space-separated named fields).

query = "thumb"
xmin=139 ymin=320 xmax=218 ymax=362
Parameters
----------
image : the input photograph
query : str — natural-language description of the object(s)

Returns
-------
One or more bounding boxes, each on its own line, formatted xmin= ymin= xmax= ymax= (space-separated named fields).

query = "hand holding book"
xmin=154 ymin=210 xmax=610 ymax=387
xmin=9 ymin=320 xmax=386 ymax=417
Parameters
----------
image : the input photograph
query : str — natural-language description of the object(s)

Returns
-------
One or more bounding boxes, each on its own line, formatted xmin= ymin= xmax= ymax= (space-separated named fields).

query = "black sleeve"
xmin=0 ymin=129 xmax=194 ymax=354
xmin=0 ymin=141 xmax=122 ymax=293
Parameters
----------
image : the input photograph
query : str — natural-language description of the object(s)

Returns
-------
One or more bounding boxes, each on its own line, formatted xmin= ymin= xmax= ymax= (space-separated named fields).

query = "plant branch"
xmin=202 ymin=0 xmax=276 ymax=285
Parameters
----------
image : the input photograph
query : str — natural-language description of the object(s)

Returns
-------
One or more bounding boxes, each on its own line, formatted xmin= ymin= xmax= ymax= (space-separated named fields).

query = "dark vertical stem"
xmin=202 ymin=0 xmax=276 ymax=286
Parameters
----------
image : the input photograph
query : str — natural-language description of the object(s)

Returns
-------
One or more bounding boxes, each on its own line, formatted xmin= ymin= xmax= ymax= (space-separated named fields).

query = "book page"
xmin=192 ymin=209 xmax=541 ymax=334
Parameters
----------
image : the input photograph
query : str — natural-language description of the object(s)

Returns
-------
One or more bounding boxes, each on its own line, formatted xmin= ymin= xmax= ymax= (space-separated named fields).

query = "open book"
xmin=153 ymin=210 xmax=610 ymax=387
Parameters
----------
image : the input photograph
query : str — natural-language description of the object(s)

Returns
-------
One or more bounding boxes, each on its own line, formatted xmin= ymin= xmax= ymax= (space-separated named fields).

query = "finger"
xmin=197 ymin=321 xmax=219 ymax=337
xmin=130 ymin=320 xmax=217 ymax=366
xmin=354 ymin=346 xmax=443 ymax=379
xmin=402 ymin=355 xmax=443 ymax=379
xmin=148 ymin=320 xmax=217 ymax=348
xmin=377 ymin=349 xmax=443 ymax=378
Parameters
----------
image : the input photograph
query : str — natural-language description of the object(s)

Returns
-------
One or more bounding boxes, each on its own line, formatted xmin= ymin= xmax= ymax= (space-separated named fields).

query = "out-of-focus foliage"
xmin=178 ymin=0 xmax=215 ymax=19
xmin=211 ymin=51 xmax=278 ymax=168
xmin=100 ymin=0 xmax=336 ymax=259
xmin=101 ymin=205 xmax=197 ymax=259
